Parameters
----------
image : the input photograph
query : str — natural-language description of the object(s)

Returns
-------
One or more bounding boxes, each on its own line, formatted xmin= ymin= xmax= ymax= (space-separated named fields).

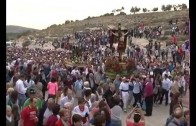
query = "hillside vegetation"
xmin=6 ymin=25 xmax=39 ymax=40
xmin=33 ymin=10 xmax=188 ymax=37
xmin=6 ymin=25 xmax=38 ymax=33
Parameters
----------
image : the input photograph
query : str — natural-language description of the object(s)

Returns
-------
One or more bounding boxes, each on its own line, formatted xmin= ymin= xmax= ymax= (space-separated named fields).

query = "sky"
xmin=6 ymin=0 xmax=189 ymax=30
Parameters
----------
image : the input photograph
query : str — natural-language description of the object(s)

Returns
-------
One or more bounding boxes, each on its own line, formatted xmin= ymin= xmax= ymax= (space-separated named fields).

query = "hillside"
xmin=32 ymin=10 xmax=188 ymax=37
xmin=6 ymin=25 xmax=38 ymax=33
xmin=6 ymin=25 xmax=39 ymax=40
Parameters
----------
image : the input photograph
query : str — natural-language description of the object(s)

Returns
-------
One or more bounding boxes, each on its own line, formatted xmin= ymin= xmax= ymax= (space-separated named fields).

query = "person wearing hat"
xmin=22 ymin=88 xmax=42 ymax=111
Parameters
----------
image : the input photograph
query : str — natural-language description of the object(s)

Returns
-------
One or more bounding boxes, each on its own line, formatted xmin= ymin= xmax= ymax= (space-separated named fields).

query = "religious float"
xmin=105 ymin=23 xmax=136 ymax=79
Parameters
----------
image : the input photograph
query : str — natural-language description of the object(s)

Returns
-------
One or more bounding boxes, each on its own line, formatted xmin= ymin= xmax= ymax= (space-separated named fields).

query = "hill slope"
xmin=32 ymin=10 xmax=188 ymax=37
xmin=6 ymin=25 xmax=38 ymax=33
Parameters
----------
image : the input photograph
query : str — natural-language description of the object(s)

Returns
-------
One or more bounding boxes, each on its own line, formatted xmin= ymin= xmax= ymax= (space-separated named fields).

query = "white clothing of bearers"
xmin=72 ymin=105 xmax=89 ymax=126
xmin=119 ymin=80 xmax=129 ymax=111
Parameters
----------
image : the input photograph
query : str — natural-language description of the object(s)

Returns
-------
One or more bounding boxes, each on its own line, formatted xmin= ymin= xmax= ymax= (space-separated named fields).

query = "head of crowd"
xmin=6 ymin=20 xmax=190 ymax=126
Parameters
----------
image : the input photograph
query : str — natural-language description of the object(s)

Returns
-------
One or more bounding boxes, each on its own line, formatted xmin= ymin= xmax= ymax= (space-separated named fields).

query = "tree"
xmin=177 ymin=4 xmax=182 ymax=10
xmin=181 ymin=3 xmax=188 ymax=10
xmin=118 ymin=12 xmax=126 ymax=15
xmin=152 ymin=7 xmax=158 ymax=12
xmin=110 ymin=13 xmax=114 ymax=16
xmin=112 ymin=9 xmax=116 ymax=13
xmin=161 ymin=5 xmax=166 ymax=11
xmin=143 ymin=8 xmax=147 ymax=13
xmin=130 ymin=7 xmax=135 ymax=14
xmin=173 ymin=5 xmax=177 ymax=11
xmin=65 ymin=20 xmax=70 ymax=24
xmin=130 ymin=7 xmax=140 ymax=14
xmin=165 ymin=4 xmax=172 ymax=11
xmin=135 ymin=7 xmax=140 ymax=13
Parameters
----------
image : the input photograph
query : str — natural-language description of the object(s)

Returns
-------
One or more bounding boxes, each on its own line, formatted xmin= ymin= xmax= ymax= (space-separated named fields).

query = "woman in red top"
xmin=20 ymin=98 xmax=38 ymax=126
xmin=126 ymin=107 xmax=145 ymax=126
xmin=55 ymin=108 xmax=71 ymax=126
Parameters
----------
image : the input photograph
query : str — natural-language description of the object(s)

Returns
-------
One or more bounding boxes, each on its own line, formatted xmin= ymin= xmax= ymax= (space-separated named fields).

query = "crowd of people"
xmin=6 ymin=20 xmax=190 ymax=126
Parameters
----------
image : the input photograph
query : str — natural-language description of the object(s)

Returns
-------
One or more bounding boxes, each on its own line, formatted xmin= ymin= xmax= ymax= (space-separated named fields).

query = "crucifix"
xmin=111 ymin=23 xmax=129 ymax=61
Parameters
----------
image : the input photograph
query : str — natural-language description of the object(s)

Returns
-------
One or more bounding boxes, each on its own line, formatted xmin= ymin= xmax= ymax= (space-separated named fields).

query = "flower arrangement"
xmin=105 ymin=56 xmax=123 ymax=73
xmin=126 ymin=58 xmax=136 ymax=73
xmin=71 ymin=56 xmax=80 ymax=64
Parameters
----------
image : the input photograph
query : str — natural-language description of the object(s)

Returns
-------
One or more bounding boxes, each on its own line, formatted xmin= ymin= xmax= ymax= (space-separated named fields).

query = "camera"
xmin=136 ymin=103 xmax=140 ymax=108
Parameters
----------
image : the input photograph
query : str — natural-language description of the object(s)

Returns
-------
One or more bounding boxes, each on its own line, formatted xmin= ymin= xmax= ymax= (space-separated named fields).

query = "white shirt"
xmin=6 ymin=116 xmax=12 ymax=122
xmin=60 ymin=96 xmax=74 ymax=108
xmin=15 ymin=79 xmax=27 ymax=94
xmin=119 ymin=82 xmax=129 ymax=91
xmin=162 ymin=71 xmax=171 ymax=78
xmin=71 ymin=69 xmax=80 ymax=76
xmin=133 ymin=81 xmax=141 ymax=94
xmin=25 ymin=80 xmax=35 ymax=88
xmin=162 ymin=78 xmax=171 ymax=91
xmin=84 ymin=97 xmax=92 ymax=110
xmin=72 ymin=105 xmax=89 ymax=118
xmin=43 ymin=108 xmax=53 ymax=125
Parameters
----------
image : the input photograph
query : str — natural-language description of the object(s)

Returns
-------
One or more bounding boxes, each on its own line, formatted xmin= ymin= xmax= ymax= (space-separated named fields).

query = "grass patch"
xmin=164 ymin=30 xmax=172 ymax=36
xmin=178 ymin=35 xmax=188 ymax=41
xmin=158 ymin=36 xmax=169 ymax=41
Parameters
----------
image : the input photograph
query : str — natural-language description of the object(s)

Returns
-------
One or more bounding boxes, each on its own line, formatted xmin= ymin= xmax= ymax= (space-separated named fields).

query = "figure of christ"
xmin=111 ymin=30 xmax=129 ymax=60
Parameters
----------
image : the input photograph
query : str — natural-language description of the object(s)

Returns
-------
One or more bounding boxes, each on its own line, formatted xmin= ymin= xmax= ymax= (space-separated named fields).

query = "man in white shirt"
xmin=162 ymin=69 xmax=171 ymax=78
xmin=119 ymin=77 xmax=130 ymax=112
xmin=71 ymin=67 xmax=80 ymax=76
xmin=15 ymin=74 xmax=27 ymax=108
xmin=60 ymin=89 xmax=74 ymax=108
xmin=159 ymin=74 xmax=171 ymax=105
xmin=132 ymin=77 xmax=142 ymax=107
